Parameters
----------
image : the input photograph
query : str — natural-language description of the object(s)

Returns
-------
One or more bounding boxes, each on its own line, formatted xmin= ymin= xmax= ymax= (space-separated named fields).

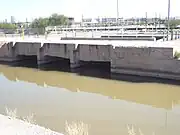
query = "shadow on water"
xmin=38 ymin=56 xmax=71 ymax=72
xmin=0 ymin=55 xmax=38 ymax=69
xmin=111 ymin=73 xmax=180 ymax=85
xmin=0 ymin=59 xmax=180 ymax=86
xmin=14 ymin=55 xmax=38 ymax=69
xmin=39 ymin=62 xmax=71 ymax=72
xmin=74 ymin=61 xmax=111 ymax=79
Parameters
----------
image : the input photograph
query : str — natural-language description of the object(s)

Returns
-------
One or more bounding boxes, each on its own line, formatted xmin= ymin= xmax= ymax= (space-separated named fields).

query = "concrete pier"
xmin=0 ymin=39 xmax=180 ymax=80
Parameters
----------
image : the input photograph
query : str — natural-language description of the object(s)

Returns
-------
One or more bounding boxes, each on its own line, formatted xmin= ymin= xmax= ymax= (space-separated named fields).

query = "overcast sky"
xmin=0 ymin=0 xmax=179 ymax=22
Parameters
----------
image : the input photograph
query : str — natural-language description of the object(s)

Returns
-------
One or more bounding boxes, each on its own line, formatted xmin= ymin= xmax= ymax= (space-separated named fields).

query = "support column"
xmin=37 ymin=45 xmax=50 ymax=66
xmin=66 ymin=44 xmax=80 ymax=69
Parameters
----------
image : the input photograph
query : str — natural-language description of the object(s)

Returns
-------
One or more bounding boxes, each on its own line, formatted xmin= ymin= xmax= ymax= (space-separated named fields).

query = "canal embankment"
xmin=0 ymin=106 xmax=89 ymax=135
xmin=0 ymin=114 xmax=63 ymax=135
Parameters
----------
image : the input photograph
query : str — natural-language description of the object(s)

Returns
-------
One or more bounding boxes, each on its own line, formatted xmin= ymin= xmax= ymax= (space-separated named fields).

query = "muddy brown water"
xmin=0 ymin=64 xmax=180 ymax=135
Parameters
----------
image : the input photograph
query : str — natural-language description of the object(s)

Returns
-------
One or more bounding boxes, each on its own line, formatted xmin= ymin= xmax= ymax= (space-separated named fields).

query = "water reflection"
xmin=1 ymin=65 xmax=180 ymax=110
xmin=1 ymin=59 xmax=180 ymax=85
xmin=0 ymin=65 xmax=180 ymax=135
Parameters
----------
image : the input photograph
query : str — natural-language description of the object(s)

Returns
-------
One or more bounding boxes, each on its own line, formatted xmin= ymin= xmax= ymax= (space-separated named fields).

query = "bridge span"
xmin=0 ymin=37 xmax=180 ymax=80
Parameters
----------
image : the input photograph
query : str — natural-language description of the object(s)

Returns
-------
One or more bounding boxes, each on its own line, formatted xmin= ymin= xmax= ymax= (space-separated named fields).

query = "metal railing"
xmin=1 ymin=30 xmax=180 ymax=41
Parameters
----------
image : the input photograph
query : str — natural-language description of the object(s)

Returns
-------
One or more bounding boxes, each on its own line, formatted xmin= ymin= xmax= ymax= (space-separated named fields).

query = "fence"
xmin=1 ymin=29 xmax=180 ymax=41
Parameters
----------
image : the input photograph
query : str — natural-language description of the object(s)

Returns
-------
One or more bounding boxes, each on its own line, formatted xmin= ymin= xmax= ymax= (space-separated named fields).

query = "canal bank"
xmin=0 ymin=114 xmax=62 ymax=135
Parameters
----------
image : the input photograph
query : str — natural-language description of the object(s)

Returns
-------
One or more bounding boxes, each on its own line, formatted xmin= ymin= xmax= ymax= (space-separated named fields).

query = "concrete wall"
xmin=112 ymin=58 xmax=180 ymax=73
xmin=78 ymin=44 xmax=111 ymax=62
xmin=0 ymin=42 xmax=16 ymax=61
xmin=14 ymin=42 xmax=41 ymax=56
xmin=0 ymin=42 xmax=13 ymax=57
xmin=37 ymin=43 xmax=79 ymax=68
xmin=0 ymin=41 xmax=180 ymax=80
xmin=111 ymin=47 xmax=173 ymax=60
xmin=111 ymin=46 xmax=180 ymax=80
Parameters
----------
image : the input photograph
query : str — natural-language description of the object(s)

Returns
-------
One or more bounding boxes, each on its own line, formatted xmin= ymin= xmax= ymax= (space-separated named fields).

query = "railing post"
xmin=45 ymin=31 xmax=47 ymax=40
xmin=175 ymin=31 xmax=177 ymax=40
xmin=171 ymin=30 xmax=173 ymax=40
xmin=167 ymin=30 xmax=169 ymax=41
xmin=163 ymin=31 xmax=165 ymax=41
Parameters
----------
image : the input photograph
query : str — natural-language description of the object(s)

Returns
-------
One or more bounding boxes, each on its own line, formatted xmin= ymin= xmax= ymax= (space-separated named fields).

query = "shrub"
xmin=65 ymin=121 xmax=89 ymax=135
xmin=174 ymin=51 xmax=180 ymax=59
xmin=5 ymin=107 xmax=35 ymax=124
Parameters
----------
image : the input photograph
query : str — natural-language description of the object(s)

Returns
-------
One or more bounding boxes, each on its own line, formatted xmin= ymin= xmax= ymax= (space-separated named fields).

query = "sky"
xmin=0 ymin=0 xmax=179 ymax=22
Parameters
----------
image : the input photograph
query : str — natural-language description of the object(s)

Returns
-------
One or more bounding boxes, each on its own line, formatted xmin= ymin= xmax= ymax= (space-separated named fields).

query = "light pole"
xmin=145 ymin=12 xmax=148 ymax=32
xmin=167 ymin=0 xmax=170 ymax=40
xmin=117 ymin=0 xmax=119 ymax=25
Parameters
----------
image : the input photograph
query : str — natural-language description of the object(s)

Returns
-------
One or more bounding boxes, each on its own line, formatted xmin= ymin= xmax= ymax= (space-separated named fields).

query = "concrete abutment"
xmin=37 ymin=43 xmax=80 ymax=69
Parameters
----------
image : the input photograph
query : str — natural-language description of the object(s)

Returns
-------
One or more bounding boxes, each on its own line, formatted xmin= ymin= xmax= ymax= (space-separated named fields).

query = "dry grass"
xmin=127 ymin=124 xmax=142 ymax=135
xmin=23 ymin=113 xmax=36 ymax=124
xmin=65 ymin=121 xmax=89 ymax=135
xmin=5 ymin=107 xmax=156 ymax=135
xmin=5 ymin=107 xmax=17 ymax=119
xmin=127 ymin=124 xmax=156 ymax=135
xmin=64 ymin=121 xmax=157 ymax=135
xmin=5 ymin=107 xmax=35 ymax=124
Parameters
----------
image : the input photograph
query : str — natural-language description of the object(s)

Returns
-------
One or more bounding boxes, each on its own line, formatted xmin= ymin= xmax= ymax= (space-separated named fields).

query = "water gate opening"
xmin=39 ymin=56 xmax=71 ymax=72
xmin=14 ymin=55 xmax=38 ymax=68
xmin=77 ymin=61 xmax=111 ymax=79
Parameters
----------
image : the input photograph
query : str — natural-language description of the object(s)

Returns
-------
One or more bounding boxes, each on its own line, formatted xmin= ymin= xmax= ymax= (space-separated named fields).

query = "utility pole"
xmin=155 ymin=12 xmax=157 ymax=32
xmin=167 ymin=0 xmax=170 ymax=40
xmin=159 ymin=14 xmax=161 ymax=29
xmin=145 ymin=12 xmax=148 ymax=32
xmin=117 ymin=0 xmax=119 ymax=26
xmin=81 ymin=14 xmax=84 ymax=27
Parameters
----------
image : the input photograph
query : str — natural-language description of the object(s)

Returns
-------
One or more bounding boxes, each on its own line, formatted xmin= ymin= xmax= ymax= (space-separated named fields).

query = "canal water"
xmin=0 ymin=64 xmax=180 ymax=135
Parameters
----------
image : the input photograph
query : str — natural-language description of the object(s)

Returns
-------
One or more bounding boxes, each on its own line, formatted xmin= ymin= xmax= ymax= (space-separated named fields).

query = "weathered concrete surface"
xmin=111 ymin=47 xmax=180 ymax=80
xmin=78 ymin=44 xmax=111 ymax=62
xmin=0 ymin=38 xmax=180 ymax=80
xmin=38 ymin=43 xmax=79 ymax=68
xmin=0 ymin=42 xmax=17 ymax=61
xmin=14 ymin=42 xmax=41 ymax=56
xmin=0 ymin=114 xmax=63 ymax=135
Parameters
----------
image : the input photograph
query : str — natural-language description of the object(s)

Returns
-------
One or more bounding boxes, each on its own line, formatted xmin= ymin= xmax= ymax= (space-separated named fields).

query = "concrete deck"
xmin=0 ymin=36 xmax=180 ymax=48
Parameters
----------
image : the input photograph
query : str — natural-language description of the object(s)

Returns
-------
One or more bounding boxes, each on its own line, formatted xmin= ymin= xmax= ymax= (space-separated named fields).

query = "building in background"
xmin=4 ymin=19 xmax=8 ymax=23
xmin=11 ymin=16 xmax=16 ymax=24
xmin=81 ymin=17 xmax=124 ymax=27
xmin=80 ymin=16 xmax=169 ymax=27
xmin=67 ymin=17 xmax=75 ymax=26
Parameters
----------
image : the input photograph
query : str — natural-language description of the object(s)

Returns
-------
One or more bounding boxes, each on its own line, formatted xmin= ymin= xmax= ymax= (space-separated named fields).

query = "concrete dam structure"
xmin=0 ymin=40 xmax=180 ymax=80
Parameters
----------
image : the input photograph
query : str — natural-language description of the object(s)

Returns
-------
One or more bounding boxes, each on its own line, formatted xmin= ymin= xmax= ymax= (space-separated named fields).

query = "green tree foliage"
xmin=174 ymin=51 xmax=180 ymax=59
xmin=0 ymin=23 xmax=17 ymax=29
xmin=165 ymin=19 xmax=180 ymax=29
xmin=30 ymin=13 xmax=69 ymax=28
